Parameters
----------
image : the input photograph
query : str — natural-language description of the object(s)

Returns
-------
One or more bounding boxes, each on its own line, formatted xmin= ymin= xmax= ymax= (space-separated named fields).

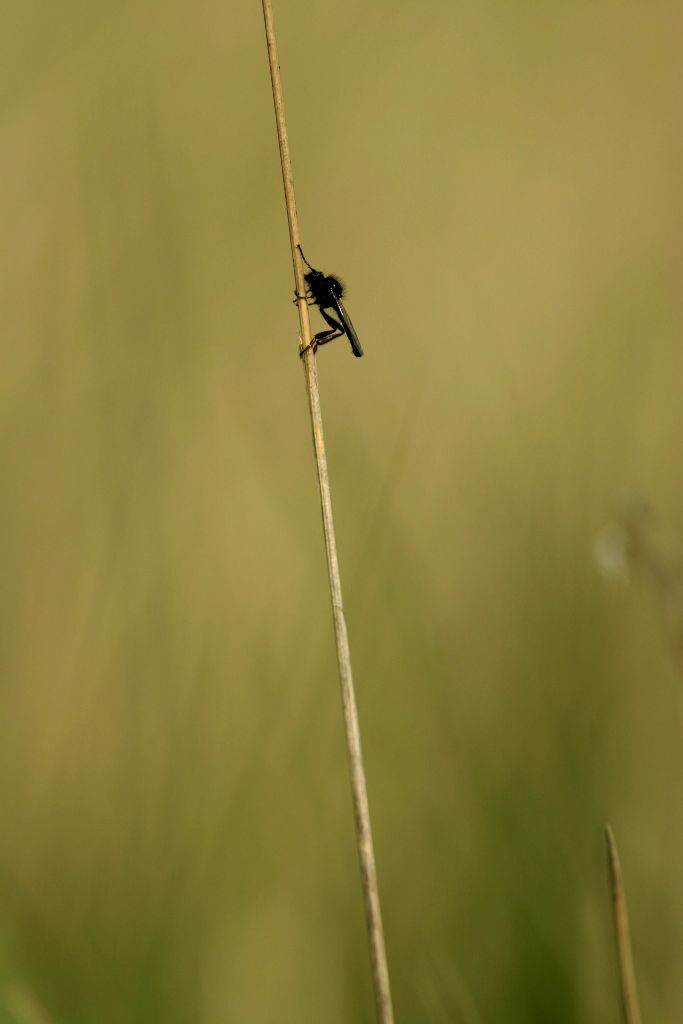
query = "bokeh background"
xmin=2 ymin=1 xmax=683 ymax=1021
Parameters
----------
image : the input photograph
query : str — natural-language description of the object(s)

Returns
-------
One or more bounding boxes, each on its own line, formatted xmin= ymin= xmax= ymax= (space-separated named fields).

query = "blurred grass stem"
xmin=605 ymin=825 xmax=642 ymax=1024
xmin=260 ymin=2 xmax=395 ymax=1021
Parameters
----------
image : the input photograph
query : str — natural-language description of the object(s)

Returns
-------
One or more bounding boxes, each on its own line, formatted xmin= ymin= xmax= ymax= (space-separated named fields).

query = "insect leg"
xmin=313 ymin=308 xmax=345 ymax=346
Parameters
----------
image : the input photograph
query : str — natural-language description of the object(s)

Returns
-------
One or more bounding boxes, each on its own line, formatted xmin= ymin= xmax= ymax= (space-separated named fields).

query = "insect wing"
xmin=331 ymin=295 xmax=363 ymax=358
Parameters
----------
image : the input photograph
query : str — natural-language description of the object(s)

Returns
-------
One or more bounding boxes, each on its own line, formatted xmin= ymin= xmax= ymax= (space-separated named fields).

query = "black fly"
xmin=296 ymin=245 xmax=363 ymax=358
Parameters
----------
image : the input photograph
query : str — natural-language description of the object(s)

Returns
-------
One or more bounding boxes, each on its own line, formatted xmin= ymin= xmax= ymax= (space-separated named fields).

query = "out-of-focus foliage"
xmin=1 ymin=1 xmax=682 ymax=1021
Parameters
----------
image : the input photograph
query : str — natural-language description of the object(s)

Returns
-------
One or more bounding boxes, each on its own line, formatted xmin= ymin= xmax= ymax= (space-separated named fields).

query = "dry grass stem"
xmin=260 ymin=2 xmax=395 ymax=1021
xmin=605 ymin=825 xmax=643 ymax=1024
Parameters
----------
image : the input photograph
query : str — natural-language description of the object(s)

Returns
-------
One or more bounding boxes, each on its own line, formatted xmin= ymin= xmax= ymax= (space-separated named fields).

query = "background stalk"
xmin=605 ymin=825 xmax=643 ymax=1024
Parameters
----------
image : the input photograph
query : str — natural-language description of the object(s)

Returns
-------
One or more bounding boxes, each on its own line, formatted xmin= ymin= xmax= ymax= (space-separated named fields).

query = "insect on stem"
xmin=297 ymin=244 xmax=364 ymax=358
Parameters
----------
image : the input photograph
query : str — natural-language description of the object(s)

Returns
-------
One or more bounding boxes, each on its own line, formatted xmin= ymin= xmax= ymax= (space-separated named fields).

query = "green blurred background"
xmin=2 ymin=1 xmax=683 ymax=1021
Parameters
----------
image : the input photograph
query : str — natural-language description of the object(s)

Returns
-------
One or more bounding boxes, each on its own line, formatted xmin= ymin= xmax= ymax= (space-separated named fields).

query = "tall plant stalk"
xmin=259 ymin=3 xmax=395 ymax=1022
